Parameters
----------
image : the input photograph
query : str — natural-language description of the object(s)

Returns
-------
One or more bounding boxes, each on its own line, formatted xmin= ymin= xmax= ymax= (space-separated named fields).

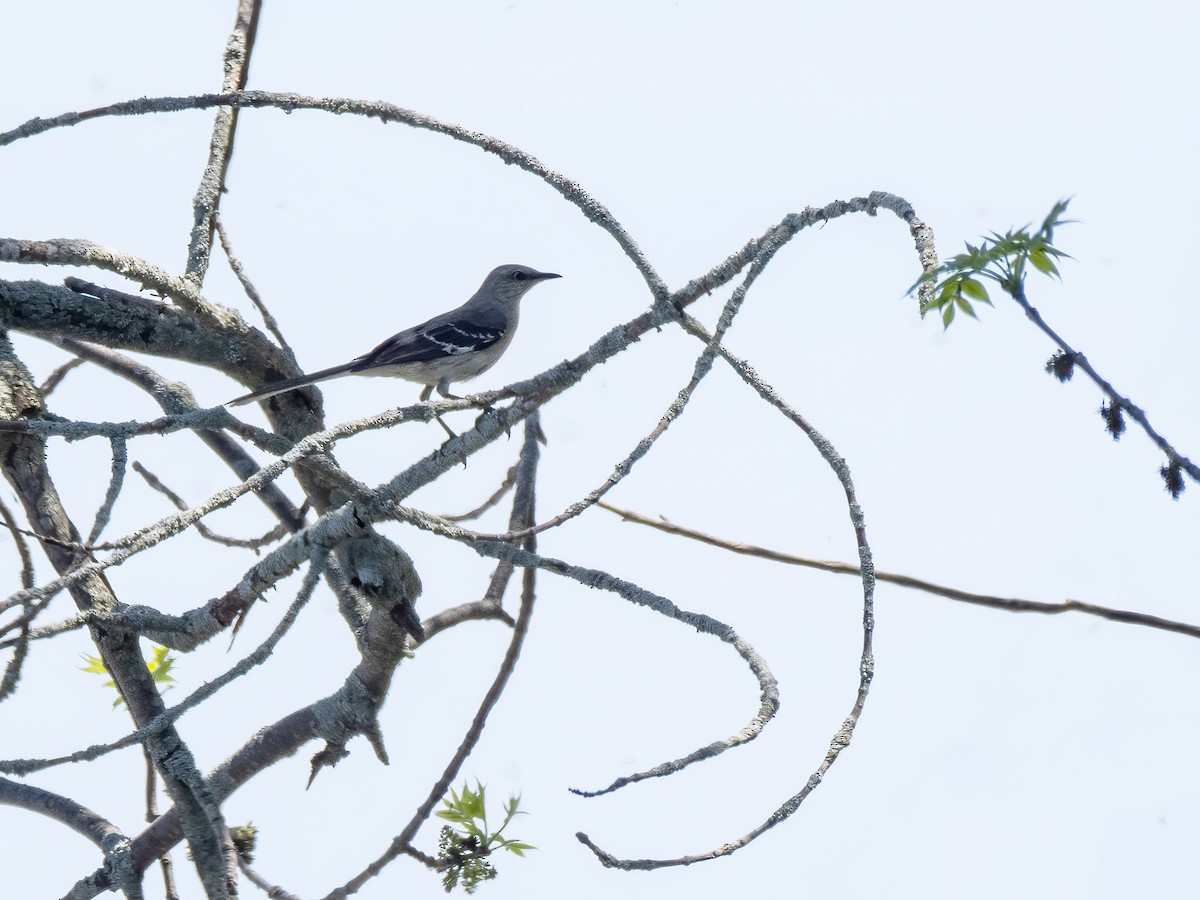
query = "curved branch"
xmin=460 ymin=197 xmax=816 ymax=544
xmin=0 ymin=90 xmax=667 ymax=300
xmin=0 ymin=776 xmax=140 ymax=898
xmin=386 ymin=504 xmax=781 ymax=795
xmin=0 ymin=775 xmax=128 ymax=849
xmin=0 ymin=79 xmax=941 ymax=873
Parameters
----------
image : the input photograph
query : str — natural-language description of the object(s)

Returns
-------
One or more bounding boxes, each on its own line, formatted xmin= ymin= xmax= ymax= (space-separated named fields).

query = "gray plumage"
xmin=228 ymin=264 xmax=560 ymax=407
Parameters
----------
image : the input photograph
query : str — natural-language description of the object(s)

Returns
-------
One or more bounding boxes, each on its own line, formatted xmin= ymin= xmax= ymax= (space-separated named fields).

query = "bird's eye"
xmin=511 ymin=271 xmax=526 ymax=280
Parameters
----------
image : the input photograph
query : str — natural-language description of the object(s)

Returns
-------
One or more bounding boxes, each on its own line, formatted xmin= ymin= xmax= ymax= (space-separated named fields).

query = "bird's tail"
xmin=226 ymin=362 xmax=357 ymax=407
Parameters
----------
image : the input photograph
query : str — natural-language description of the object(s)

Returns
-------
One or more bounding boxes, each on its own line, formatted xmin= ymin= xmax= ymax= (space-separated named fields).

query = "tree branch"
xmin=1013 ymin=282 xmax=1200 ymax=488
xmin=331 ymin=414 xmax=545 ymax=897
xmin=184 ymin=0 xmax=263 ymax=286
xmin=597 ymin=502 xmax=1200 ymax=640
xmin=0 ymin=331 xmax=237 ymax=898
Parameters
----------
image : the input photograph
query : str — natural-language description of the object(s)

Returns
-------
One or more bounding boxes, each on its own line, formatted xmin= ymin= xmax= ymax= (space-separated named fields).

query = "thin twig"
xmin=0 ymin=496 xmax=35 ymax=591
xmin=0 ymin=580 xmax=70 ymax=643
xmin=0 ymin=614 xmax=86 ymax=651
xmin=238 ymin=860 xmax=302 ymax=900
xmin=416 ymin=600 xmax=516 ymax=641
xmin=0 ymin=495 xmax=33 ymax=703
xmin=86 ymin=437 xmax=128 ymax=545
xmin=142 ymin=744 xmax=179 ymax=900
xmin=213 ymin=210 xmax=297 ymax=365
xmin=597 ymin=502 xmax=1200 ymax=640
xmin=132 ymin=461 xmax=289 ymax=551
xmin=0 ymin=90 xmax=668 ymax=300
xmin=441 ymin=465 xmax=518 ymax=523
xmin=38 ymin=357 xmax=84 ymax=397
xmin=1012 ymin=283 xmax=1200 ymax=487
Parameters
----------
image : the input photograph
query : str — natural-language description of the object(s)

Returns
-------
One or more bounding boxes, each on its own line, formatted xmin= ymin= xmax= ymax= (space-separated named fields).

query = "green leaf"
xmin=959 ymin=278 xmax=989 ymax=302
xmin=436 ymin=780 xmax=534 ymax=889
xmin=1029 ymin=247 xmax=1059 ymax=277
xmin=462 ymin=783 xmax=485 ymax=820
xmin=79 ymin=654 xmax=108 ymax=675
xmin=955 ymin=295 xmax=979 ymax=319
xmin=917 ymin=201 xmax=1073 ymax=329
xmin=147 ymin=645 xmax=177 ymax=685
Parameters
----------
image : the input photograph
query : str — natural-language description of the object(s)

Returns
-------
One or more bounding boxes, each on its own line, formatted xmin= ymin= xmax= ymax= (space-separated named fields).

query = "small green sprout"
xmin=435 ymin=781 xmax=534 ymax=893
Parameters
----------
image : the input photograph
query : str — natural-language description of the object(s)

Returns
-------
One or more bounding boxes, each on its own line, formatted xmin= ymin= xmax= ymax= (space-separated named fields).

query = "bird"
xmin=228 ymin=264 xmax=560 ymax=409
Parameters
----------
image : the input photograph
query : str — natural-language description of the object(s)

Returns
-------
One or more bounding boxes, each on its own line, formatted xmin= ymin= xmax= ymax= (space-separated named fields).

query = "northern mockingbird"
xmin=228 ymin=264 xmax=560 ymax=408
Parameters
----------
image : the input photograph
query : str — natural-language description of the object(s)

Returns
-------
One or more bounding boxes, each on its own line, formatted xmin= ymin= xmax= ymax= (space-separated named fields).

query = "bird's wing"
xmin=351 ymin=319 xmax=506 ymax=370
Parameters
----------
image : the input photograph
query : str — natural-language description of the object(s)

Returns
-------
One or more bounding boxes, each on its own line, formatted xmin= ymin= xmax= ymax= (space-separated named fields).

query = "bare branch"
xmin=461 ymin=206 xmax=802 ymax=544
xmin=214 ymin=211 xmax=297 ymax=366
xmin=0 ymin=777 xmax=133 ymax=880
xmin=61 ymin=336 xmax=305 ymax=530
xmin=38 ymin=356 xmax=84 ymax=396
xmin=132 ymin=461 xmax=289 ymax=551
xmin=0 ymin=613 xmax=86 ymax=654
xmin=184 ymin=0 xmax=263 ymax=286
xmin=416 ymin=599 xmax=516 ymax=639
xmin=1012 ymin=283 xmax=1200 ymax=489
xmin=598 ymin=502 xmax=1200 ymax=640
xmin=0 ymin=238 xmax=240 ymax=329
xmin=388 ymin=503 xmax=782 ymax=794
xmin=0 ymin=90 xmax=669 ymax=299
xmin=0 ymin=496 xmax=34 ymax=591
xmin=441 ymin=464 xmax=517 ymax=523
xmin=0 ymin=553 xmax=325 ymax=781
xmin=238 ymin=860 xmax=302 ymax=900
xmin=563 ymin=312 xmax=879 ymax=867
xmin=0 ymin=332 xmax=238 ymax=897
xmin=331 ymin=414 xmax=545 ymax=897
xmin=66 ymin=587 xmax=420 ymax=892
xmin=86 ymin=437 xmax=128 ymax=545
xmin=0 ymin=497 xmax=34 ymax=701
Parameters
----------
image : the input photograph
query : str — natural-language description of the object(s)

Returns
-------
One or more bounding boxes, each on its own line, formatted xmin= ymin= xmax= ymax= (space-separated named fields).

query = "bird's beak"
xmin=534 ymin=271 xmax=561 ymax=280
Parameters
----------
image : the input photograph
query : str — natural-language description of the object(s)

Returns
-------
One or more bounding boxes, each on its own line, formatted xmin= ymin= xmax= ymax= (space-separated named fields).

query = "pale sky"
xmin=3 ymin=2 xmax=1199 ymax=898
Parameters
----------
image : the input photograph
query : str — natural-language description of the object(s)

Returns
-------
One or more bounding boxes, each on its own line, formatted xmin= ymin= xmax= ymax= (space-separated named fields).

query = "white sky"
xmin=3 ymin=2 xmax=1199 ymax=898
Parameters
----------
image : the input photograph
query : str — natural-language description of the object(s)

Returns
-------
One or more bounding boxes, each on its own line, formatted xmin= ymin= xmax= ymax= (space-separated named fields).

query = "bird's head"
xmin=484 ymin=264 xmax=561 ymax=303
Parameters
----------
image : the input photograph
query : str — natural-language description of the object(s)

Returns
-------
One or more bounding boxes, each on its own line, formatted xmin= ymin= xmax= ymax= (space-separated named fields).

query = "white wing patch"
xmin=420 ymin=322 xmax=504 ymax=355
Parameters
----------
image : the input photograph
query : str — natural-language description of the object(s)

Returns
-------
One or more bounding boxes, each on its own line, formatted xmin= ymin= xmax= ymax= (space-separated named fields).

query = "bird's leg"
xmin=434 ymin=378 xmax=461 ymax=401
xmin=421 ymin=382 xmax=458 ymax=440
